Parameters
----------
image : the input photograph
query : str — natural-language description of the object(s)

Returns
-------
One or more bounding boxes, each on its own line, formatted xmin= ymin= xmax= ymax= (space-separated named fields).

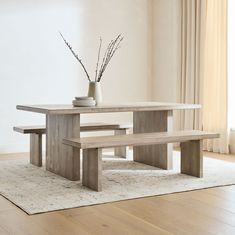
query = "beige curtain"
xmin=180 ymin=0 xmax=229 ymax=153
xmin=202 ymin=0 xmax=229 ymax=153
xmin=180 ymin=0 xmax=206 ymax=131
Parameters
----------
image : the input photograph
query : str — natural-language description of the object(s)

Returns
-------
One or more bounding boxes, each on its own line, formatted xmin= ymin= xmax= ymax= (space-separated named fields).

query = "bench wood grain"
xmin=63 ymin=131 xmax=219 ymax=149
xmin=30 ymin=133 xmax=42 ymax=167
xmin=13 ymin=123 xmax=132 ymax=168
xmin=83 ymin=148 xmax=102 ymax=191
xmin=63 ymin=130 xmax=219 ymax=191
xmin=13 ymin=123 xmax=132 ymax=134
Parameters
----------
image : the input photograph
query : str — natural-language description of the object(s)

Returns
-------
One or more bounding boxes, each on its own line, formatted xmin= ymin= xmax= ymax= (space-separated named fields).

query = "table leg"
xmin=46 ymin=114 xmax=80 ymax=181
xmin=133 ymin=110 xmax=173 ymax=170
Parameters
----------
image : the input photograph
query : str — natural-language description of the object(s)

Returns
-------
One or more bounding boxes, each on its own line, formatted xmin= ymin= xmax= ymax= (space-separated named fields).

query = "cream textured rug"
xmin=1 ymin=151 xmax=235 ymax=215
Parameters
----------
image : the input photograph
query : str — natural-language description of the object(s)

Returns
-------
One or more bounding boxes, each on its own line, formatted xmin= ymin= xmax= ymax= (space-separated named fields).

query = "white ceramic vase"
xmin=88 ymin=81 xmax=102 ymax=105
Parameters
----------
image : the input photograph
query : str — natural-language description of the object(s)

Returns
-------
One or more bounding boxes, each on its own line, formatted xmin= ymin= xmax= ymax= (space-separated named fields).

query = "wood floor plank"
xmin=171 ymin=195 xmax=235 ymax=227
xmin=0 ymin=226 xmax=10 ymax=235
xmin=203 ymin=186 xmax=235 ymax=203
xmin=158 ymin=190 xmax=193 ymax=201
xmin=68 ymin=204 xmax=171 ymax=235
xmin=0 ymin=210 xmax=51 ymax=235
xmin=0 ymin=196 xmax=20 ymax=212
xmin=115 ymin=198 xmax=214 ymax=235
xmin=0 ymin=152 xmax=28 ymax=161
xmin=59 ymin=205 xmax=96 ymax=218
xmin=204 ymin=152 xmax=235 ymax=162
xmin=187 ymin=190 xmax=235 ymax=214
xmin=148 ymin=197 xmax=235 ymax=235
xmin=31 ymin=212 xmax=91 ymax=235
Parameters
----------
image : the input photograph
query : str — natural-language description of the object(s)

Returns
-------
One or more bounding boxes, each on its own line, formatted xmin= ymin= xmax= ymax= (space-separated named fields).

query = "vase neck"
xmin=90 ymin=81 xmax=100 ymax=83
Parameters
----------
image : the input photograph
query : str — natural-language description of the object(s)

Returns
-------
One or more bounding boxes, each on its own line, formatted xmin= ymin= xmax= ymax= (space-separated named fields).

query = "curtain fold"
xmin=202 ymin=0 xmax=229 ymax=153
xmin=180 ymin=0 xmax=206 ymax=131
xmin=180 ymin=0 xmax=229 ymax=153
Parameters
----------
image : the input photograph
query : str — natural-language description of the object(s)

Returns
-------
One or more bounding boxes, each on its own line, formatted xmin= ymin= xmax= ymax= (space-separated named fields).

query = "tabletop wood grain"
xmin=16 ymin=102 xmax=201 ymax=114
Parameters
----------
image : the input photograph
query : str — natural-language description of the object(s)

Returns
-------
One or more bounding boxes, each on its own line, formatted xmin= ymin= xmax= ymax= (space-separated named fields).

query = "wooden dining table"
xmin=17 ymin=102 xmax=201 ymax=181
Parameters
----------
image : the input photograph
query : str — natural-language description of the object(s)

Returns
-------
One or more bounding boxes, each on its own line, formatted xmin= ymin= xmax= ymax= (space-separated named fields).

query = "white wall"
xmin=0 ymin=0 xmax=152 ymax=153
xmin=151 ymin=0 xmax=181 ymax=131
xmin=152 ymin=0 xmax=181 ymax=103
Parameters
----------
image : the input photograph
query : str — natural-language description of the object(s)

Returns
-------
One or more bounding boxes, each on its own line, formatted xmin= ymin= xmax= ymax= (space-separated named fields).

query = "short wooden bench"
xmin=63 ymin=130 xmax=219 ymax=191
xmin=13 ymin=123 xmax=132 ymax=167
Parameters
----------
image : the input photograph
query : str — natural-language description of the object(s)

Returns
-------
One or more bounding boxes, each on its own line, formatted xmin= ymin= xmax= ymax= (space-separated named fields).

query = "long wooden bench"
xmin=13 ymin=123 xmax=132 ymax=167
xmin=63 ymin=130 xmax=219 ymax=192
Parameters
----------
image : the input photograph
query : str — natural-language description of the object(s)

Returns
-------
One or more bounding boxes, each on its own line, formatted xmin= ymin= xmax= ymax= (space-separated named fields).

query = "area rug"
xmin=1 ymin=151 xmax=235 ymax=215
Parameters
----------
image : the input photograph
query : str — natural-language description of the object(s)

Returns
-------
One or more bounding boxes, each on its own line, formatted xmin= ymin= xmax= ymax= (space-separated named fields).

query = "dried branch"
xmin=97 ymin=34 xmax=123 ymax=82
xmin=97 ymin=41 xmax=113 ymax=81
xmin=99 ymin=40 xmax=113 ymax=74
xmin=103 ymin=35 xmax=123 ymax=71
xmin=95 ymin=37 xmax=102 ymax=82
xmin=98 ymin=39 xmax=117 ymax=81
xmin=59 ymin=32 xmax=123 ymax=83
xmin=59 ymin=32 xmax=91 ymax=82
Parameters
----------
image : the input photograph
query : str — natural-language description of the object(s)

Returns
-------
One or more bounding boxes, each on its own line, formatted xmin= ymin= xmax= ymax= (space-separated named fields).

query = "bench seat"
xmin=63 ymin=130 xmax=219 ymax=149
xmin=63 ymin=130 xmax=219 ymax=191
xmin=14 ymin=123 xmax=133 ymax=167
xmin=13 ymin=123 xmax=132 ymax=134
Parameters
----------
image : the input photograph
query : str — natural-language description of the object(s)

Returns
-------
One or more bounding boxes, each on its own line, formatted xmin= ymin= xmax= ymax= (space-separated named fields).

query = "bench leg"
xmin=30 ymin=133 xmax=42 ymax=167
xmin=180 ymin=140 xmax=203 ymax=177
xmin=114 ymin=129 xmax=129 ymax=158
xmin=82 ymin=148 xmax=102 ymax=191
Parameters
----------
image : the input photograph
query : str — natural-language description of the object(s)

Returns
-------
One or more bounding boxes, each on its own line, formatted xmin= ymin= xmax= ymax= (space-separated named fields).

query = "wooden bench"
xmin=63 ymin=130 xmax=219 ymax=191
xmin=13 ymin=123 xmax=132 ymax=167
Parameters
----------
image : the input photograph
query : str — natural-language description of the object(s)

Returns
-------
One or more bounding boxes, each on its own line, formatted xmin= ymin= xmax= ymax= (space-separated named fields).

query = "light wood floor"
xmin=1 ymin=152 xmax=235 ymax=235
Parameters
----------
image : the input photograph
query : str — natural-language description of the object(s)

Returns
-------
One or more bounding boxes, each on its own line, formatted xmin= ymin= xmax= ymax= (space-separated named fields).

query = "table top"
xmin=16 ymin=102 xmax=201 ymax=115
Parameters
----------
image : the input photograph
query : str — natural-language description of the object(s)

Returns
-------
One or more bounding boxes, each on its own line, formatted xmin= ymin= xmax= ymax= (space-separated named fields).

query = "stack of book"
xmin=73 ymin=96 xmax=96 ymax=107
